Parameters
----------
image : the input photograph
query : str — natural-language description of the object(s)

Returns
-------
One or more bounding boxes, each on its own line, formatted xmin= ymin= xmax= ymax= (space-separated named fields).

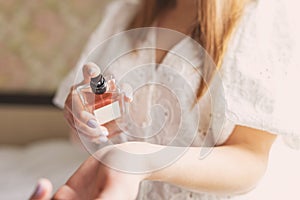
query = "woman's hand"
xmin=64 ymin=62 xmax=133 ymax=144
xmin=30 ymin=143 xmax=148 ymax=200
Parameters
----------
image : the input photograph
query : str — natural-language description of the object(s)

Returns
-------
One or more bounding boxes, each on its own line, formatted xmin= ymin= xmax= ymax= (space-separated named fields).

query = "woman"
xmin=31 ymin=0 xmax=298 ymax=199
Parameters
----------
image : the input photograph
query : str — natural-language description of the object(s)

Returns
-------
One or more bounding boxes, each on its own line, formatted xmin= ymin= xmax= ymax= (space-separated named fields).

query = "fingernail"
xmin=99 ymin=136 xmax=108 ymax=143
xmin=32 ymin=182 xmax=43 ymax=198
xmin=87 ymin=119 xmax=98 ymax=128
xmin=100 ymin=127 xmax=109 ymax=136
xmin=88 ymin=67 xmax=97 ymax=76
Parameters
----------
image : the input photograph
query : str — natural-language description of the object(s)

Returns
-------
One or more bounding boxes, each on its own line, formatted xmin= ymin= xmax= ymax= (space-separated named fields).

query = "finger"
xmin=107 ymin=78 xmax=133 ymax=102
xmin=64 ymin=75 xmax=109 ymax=139
xmin=91 ymin=135 xmax=109 ymax=144
xmin=73 ymin=113 xmax=109 ymax=144
xmin=77 ymin=129 xmax=109 ymax=144
xmin=63 ymin=93 xmax=77 ymax=130
xmin=73 ymin=103 xmax=125 ymax=139
xmin=75 ymin=125 xmax=109 ymax=144
xmin=74 ymin=111 xmax=109 ymax=137
xmin=120 ymin=83 xmax=133 ymax=102
xmin=107 ymin=79 xmax=116 ymax=91
xmin=64 ymin=157 xmax=105 ymax=199
xmin=81 ymin=119 xmax=124 ymax=141
xmin=64 ymin=107 xmax=76 ymax=130
xmin=52 ymin=185 xmax=79 ymax=200
xmin=103 ymin=121 xmax=124 ymax=138
xmin=75 ymin=124 xmax=107 ymax=139
xmin=63 ymin=91 xmax=85 ymax=131
xmin=30 ymin=178 xmax=52 ymax=200
xmin=82 ymin=62 xmax=101 ymax=84
xmin=67 ymin=89 xmax=85 ymax=119
xmin=66 ymin=92 xmax=109 ymax=140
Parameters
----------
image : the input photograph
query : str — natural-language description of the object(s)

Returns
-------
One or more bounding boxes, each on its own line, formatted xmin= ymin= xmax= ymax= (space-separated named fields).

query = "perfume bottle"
xmin=76 ymin=74 xmax=127 ymax=125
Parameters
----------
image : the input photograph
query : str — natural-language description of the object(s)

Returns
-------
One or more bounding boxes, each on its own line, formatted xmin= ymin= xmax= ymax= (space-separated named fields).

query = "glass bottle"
xmin=76 ymin=74 xmax=127 ymax=125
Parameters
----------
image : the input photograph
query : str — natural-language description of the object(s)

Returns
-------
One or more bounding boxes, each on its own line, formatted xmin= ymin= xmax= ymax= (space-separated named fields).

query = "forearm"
xmin=144 ymin=144 xmax=268 ymax=195
xmin=103 ymin=125 xmax=275 ymax=195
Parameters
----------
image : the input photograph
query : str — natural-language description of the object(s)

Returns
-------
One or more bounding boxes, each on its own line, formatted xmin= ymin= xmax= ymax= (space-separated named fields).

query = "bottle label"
xmin=93 ymin=101 xmax=121 ymax=124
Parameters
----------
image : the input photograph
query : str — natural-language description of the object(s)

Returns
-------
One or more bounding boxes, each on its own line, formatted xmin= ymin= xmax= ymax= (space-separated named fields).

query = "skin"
xmin=30 ymin=0 xmax=277 ymax=199
xmin=30 ymin=126 xmax=276 ymax=200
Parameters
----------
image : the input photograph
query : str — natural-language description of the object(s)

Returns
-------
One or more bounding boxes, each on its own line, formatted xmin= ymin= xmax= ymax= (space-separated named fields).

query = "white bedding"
xmin=0 ymin=138 xmax=299 ymax=200
xmin=0 ymin=140 xmax=88 ymax=200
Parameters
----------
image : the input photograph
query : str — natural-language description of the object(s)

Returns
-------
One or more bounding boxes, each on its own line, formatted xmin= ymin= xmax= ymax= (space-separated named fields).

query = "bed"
xmin=0 ymin=135 xmax=299 ymax=199
xmin=0 ymin=105 xmax=299 ymax=199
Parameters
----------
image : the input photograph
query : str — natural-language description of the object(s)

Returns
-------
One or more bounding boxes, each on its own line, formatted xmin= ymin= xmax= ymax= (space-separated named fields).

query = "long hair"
xmin=127 ymin=0 xmax=249 ymax=99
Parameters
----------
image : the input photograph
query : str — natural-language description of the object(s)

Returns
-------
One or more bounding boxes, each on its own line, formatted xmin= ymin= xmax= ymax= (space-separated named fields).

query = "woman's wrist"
xmin=112 ymin=142 xmax=163 ymax=181
xmin=93 ymin=142 xmax=159 ymax=181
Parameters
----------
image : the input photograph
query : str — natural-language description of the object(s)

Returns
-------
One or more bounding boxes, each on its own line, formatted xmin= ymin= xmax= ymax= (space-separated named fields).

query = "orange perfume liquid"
xmin=77 ymin=74 xmax=127 ymax=125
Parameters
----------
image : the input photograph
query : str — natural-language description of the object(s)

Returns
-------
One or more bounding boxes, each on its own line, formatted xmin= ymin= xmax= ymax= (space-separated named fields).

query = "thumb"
xmin=82 ymin=62 xmax=101 ymax=84
xmin=30 ymin=178 xmax=53 ymax=200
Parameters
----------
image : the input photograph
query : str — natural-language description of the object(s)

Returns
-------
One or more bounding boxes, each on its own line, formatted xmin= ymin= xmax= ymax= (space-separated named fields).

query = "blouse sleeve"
xmin=221 ymin=0 xmax=300 ymax=143
xmin=52 ymin=0 xmax=139 ymax=108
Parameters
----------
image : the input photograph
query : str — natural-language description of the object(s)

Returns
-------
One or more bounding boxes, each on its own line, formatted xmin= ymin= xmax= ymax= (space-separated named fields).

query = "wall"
xmin=0 ymin=0 xmax=112 ymax=144
xmin=0 ymin=0 xmax=111 ymax=93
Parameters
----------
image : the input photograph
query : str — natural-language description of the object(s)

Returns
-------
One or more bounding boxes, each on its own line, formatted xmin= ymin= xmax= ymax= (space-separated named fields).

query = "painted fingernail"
xmin=87 ymin=119 xmax=98 ymax=128
xmin=99 ymin=136 xmax=108 ymax=143
xmin=32 ymin=182 xmax=43 ymax=198
xmin=100 ymin=127 xmax=109 ymax=136
xmin=88 ymin=67 xmax=97 ymax=76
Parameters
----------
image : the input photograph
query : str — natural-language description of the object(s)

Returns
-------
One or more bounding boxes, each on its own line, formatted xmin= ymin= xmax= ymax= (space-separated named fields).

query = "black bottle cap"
xmin=90 ymin=74 xmax=107 ymax=94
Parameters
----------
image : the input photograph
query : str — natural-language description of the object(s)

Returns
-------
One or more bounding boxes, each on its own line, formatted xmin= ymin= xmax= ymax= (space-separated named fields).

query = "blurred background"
xmin=0 ymin=0 xmax=112 ymax=199
xmin=0 ymin=0 xmax=111 ymax=144
xmin=1 ymin=0 xmax=300 ymax=144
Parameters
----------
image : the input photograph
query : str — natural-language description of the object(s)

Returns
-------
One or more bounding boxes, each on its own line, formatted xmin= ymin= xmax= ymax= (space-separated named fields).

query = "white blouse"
xmin=53 ymin=0 xmax=300 ymax=199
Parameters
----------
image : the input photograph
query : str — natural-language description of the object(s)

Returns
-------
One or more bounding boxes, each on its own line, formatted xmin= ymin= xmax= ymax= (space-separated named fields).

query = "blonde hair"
xmin=128 ymin=0 xmax=249 ymax=99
